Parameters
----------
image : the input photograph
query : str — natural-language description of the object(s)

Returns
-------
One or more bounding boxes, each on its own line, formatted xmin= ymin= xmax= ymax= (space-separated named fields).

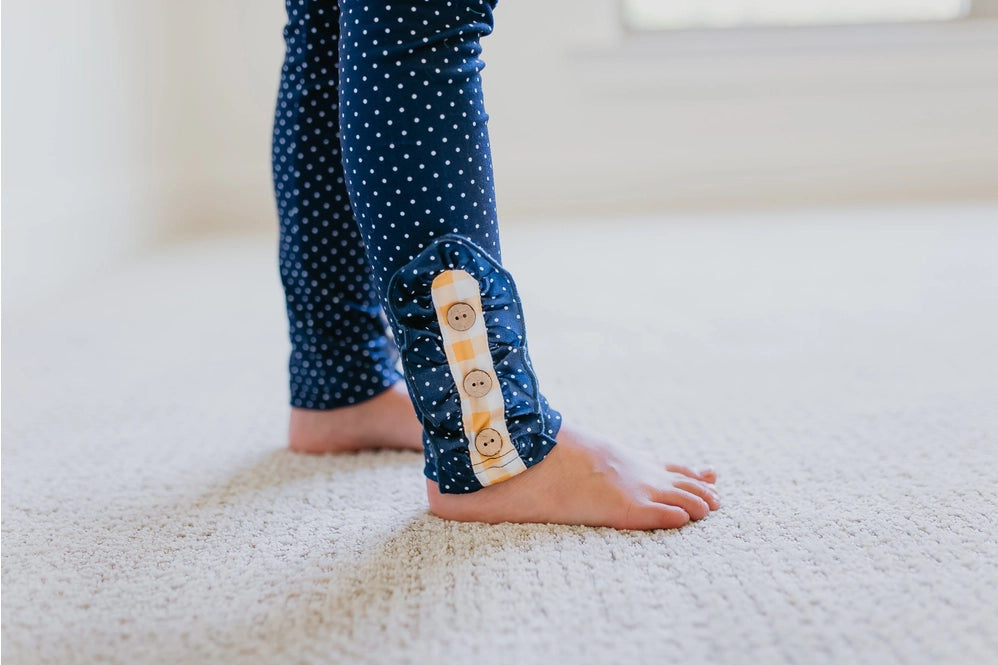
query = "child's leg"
xmin=274 ymin=0 xmax=422 ymax=452
xmin=337 ymin=0 xmax=719 ymax=528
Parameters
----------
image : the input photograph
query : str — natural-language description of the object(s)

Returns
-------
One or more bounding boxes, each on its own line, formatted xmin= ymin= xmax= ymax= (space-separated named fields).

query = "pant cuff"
xmin=385 ymin=235 xmax=561 ymax=493
xmin=288 ymin=336 xmax=402 ymax=409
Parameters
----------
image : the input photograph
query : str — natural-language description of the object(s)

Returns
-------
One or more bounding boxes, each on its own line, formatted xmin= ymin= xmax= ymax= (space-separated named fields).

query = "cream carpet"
xmin=3 ymin=204 xmax=997 ymax=665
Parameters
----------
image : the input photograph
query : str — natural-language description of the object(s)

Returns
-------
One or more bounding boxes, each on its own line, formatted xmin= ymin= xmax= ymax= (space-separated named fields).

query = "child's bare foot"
xmin=288 ymin=382 xmax=424 ymax=453
xmin=427 ymin=427 xmax=719 ymax=530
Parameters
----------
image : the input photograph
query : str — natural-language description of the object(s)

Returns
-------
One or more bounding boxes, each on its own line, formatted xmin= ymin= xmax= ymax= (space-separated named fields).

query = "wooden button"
xmin=462 ymin=370 xmax=493 ymax=398
xmin=445 ymin=302 xmax=476 ymax=331
xmin=474 ymin=428 xmax=502 ymax=457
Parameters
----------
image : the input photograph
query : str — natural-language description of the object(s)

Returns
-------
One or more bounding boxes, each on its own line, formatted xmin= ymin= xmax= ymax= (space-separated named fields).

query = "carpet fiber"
xmin=3 ymin=204 xmax=997 ymax=664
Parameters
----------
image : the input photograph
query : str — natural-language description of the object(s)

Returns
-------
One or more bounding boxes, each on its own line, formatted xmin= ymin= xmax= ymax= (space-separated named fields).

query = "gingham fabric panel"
xmin=431 ymin=270 xmax=527 ymax=485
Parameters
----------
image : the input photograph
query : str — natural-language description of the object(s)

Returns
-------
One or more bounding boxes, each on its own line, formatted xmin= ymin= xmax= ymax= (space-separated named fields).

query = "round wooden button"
xmin=474 ymin=428 xmax=502 ymax=457
xmin=462 ymin=370 xmax=493 ymax=398
xmin=445 ymin=302 xmax=476 ymax=331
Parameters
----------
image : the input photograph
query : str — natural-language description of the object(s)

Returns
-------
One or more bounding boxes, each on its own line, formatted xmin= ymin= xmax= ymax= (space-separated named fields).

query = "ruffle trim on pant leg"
xmin=385 ymin=235 xmax=561 ymax=494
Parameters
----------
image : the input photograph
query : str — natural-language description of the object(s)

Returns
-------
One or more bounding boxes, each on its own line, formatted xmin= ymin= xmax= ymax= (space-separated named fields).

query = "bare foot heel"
xmin=288 ymin=382 xmax=423 ymax=453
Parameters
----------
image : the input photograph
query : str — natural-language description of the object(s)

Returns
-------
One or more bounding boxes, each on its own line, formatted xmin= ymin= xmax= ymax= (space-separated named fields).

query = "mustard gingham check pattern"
xmin=431 ymin=269 xmax=527 ymax=486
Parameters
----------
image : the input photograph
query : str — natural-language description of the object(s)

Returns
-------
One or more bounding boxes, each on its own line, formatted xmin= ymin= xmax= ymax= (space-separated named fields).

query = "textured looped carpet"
xmin=3 ymin=205 xmax=997 ymax=664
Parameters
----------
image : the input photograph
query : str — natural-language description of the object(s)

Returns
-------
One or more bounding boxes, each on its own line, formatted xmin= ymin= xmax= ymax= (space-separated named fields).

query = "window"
xmin=622 ymin=0 xmax=970 ymax=30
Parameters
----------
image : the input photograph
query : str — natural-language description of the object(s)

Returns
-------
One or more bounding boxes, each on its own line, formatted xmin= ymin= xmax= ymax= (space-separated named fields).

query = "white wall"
xmin=3 ymin=1 xmax=997 ymax=309
xmin=2 ymin=1 xmax=286 ymax=311
xmin=484 ymin=2 xmax=998 ymax=215
xmin=3 ymin=2 xmax=167 ymax=310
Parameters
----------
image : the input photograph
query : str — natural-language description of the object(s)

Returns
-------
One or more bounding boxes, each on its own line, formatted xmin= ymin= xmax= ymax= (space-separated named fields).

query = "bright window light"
xmin=623 ymin=0 xmax=970 ymax=29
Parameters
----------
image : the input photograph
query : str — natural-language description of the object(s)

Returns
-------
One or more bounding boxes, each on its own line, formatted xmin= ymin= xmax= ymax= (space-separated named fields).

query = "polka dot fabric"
xmin=273 ymin=0 xmax=402 ymax=409
xmin=337 ymin=0 xmax=503 ymax=285
xmin=384 ymin=235 xmax=561 ymax=493
xmin=273 ymin=0 xmax=502 ymax=410
xmin=271 ymin=0 xmax=561 ymax=492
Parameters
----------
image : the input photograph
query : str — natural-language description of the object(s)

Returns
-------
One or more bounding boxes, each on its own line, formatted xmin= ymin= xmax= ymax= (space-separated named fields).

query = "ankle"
xmin=286 ymin=383 xmax=425 ymax=453
xmin=288 ymin=406 xmax=355 ymax=453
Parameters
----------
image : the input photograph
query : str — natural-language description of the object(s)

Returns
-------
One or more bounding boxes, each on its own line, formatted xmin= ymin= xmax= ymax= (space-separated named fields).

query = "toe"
xmin=623 ymin=502 xmax=691 ymax=530
xmin=666 ymin=464 xmax=716 ymax=484
xmin=673 ymin=478 xmax=720 ymax=510
xmin=651 ymin=488 xmax=711 ymax=521
xmin=665 ymin=464 xmax=699 ymax=479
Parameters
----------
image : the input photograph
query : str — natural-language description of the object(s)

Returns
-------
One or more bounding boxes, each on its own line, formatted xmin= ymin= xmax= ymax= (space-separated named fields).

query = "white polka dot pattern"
xmin=337 ymin=0 xmax=503 ymax=284
xmin=273 ymin=0 xmax=503 ymax=412
xmin=273 ymin=0 xmax=401 ymax=409
xmin=385 ymin=236 xmax=561 ymax=493
xmin=271 ymin=0 xmax=562 ymax=491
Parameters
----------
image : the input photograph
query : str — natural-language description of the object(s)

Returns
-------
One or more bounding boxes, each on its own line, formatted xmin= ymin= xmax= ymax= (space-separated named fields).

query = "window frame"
xmin=617 ymin=0 xmax=975 ymax=33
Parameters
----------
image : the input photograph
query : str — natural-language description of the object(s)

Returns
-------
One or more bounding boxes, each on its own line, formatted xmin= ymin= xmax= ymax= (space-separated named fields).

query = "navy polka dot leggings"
xmin=274 ymin=0 xmax=561 ymax=491
xmin=274 ymin=0 xmax=501 ymax=409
